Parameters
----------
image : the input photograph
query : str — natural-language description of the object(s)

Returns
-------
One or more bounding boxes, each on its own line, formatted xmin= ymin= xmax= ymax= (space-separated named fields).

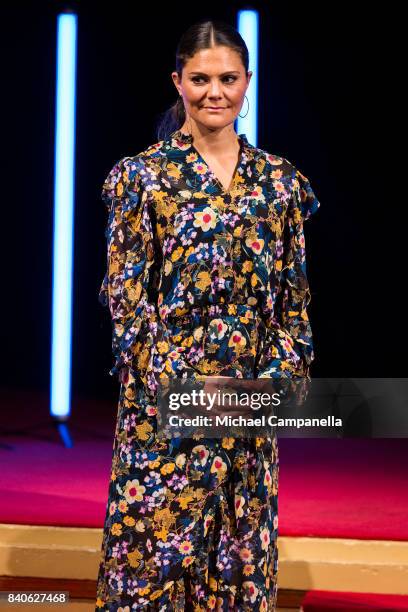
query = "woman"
xmin=95 ymin=19 xmax=320 ymax=612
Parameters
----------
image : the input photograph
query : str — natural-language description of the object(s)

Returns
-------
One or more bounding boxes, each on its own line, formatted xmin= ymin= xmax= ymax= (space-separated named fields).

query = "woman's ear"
xmin=171 ymin=71 xmax=182 ymax=96
xmin=246 ymin=70 xmax=253 ymax=88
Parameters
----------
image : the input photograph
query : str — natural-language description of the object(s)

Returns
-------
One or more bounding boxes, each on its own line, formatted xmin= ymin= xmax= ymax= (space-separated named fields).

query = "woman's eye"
xmin=192 ymin=76 xmax=237 ymax=84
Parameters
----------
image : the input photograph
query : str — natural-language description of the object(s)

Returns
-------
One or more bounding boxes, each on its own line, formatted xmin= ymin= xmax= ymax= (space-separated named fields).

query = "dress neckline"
xmin=169 ymin=128 xmax=251 ymax=196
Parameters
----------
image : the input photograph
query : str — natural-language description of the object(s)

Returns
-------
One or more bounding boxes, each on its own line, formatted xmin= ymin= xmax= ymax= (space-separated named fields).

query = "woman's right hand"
xmin=202 ymin=376 xmax=249 ymax=418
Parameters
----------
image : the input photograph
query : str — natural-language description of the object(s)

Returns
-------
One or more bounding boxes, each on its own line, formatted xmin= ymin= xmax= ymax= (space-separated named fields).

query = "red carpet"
xmin=1 ymin=387 xmax=408 ymax=540
xmin=301 ymin=590 xmax=408 ymax=611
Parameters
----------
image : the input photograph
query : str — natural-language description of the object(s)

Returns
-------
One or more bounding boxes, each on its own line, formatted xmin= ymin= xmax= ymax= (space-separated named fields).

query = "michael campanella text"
xmin=168 ymin=415 xmax=343 ymax=428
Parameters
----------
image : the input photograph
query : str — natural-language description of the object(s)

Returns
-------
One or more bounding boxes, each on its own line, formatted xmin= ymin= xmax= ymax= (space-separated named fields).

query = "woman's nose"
xmin=208 ymin=79 xmax=223 ymax=96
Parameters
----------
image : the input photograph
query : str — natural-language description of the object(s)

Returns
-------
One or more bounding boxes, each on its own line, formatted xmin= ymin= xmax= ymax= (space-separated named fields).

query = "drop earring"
xmin=238 ymin=94 xmax=249 ymax=118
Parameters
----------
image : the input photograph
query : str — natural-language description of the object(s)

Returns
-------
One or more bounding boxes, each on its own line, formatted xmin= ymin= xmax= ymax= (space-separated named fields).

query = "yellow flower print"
xmin=271 ymin=168 xmax=283 ymax=179
xmin=193 ymin=206 xmax=218 ymax=232
xmin=123 ymin=515 xmax=135 ymax=527
xmin=116 ymin=180 xmax=124 ymax=197
xmin=236 ymin=275 xmax=246 ymax=291
xmin=165 ymin=162 xmax=182 ymax=179
xmin=208 ymin=318 xmax=228 ymax=339
xmin=242 ymin=260 xmax=254 ymax=273
xmin=213 ymin=195 xmax=225 ymax=208
xmin=185 ymin=246 xmax=195 ymax=259
xmin=193 ymin=325 xmax=204 ymax=342
xmin=273 ymin=179 xmax=285 ymax=193
xmin=221 ymin=437 xmax=235 ymax=449
xmin=203 ymin=513 xmax=213 ymax=537
xmin=196 ymin=270 xmax=212 ymax=291
xmin=255 ymin=436 xmax=264 ymax=448
xmin=243 ymin=564 xmax=255 ymax=576
xmin=157 ymin=340 xmax=170 ymax=354
xmin=288 ymin=310 xmax=299 ymax=317
xmin=154 ymin=526 xmax=169 ymax=542
xmin=210 ymin=455 xmax=227 ymax=476
xmin=192 ymin=444 xmax=209 ymax=466
xmin=270 ymin=217 xmax=283 ymax=234
xmin=251 ymin=273 xmax=262 ymax=288
xmin=178 ymin=491 xmax=194 ymax=510
xmin=264 ymin=468 xmax=272 ymax=493
xmin=245 ymin=235 xmax=265 ymax=255
xmin=123 ymin=478 xmax=146 ymax=504
xmin=301 ymin=305 xmax=310 ymax=321
xmin=207 ymin=594 xmax=217 ymax=609
xmin=192 ymin=160 xmax=208 ymax=175
xmin=138 ymin=586 xmax=151 ymax=596
xmin=179 ymin=539 xmax=193 ymax=555
xmin=171 ymin=246 xmax=184 ymax=262
xmin=160 ymin=462 xmax=175 ymax=475
xmin=260 ymin=526 xmax=270 ymax=551
xmin=235 ymin=495 xmax=245 ymax=518
xmin=265 ymin=294 xmax=273 ymax=310
xmin=248 ymin=184 xmax=263 ymax=199
xmin=228 ymin=329 xmax=247 ymax=351
xmin=135 ymin=420 xmax=154 ymax=442
xmin=239 ymin=547 xmax=254 ymax=563
xmin=193 ymin=190 xmax=208 ymax=199
xmin=118 ymin=500 xmax=129 ymax=513
xmin=255 ymin=158 xmax=266 ymax=175
xmin=110 ymin=522 xmax=122 ymax=536
xmin=164 ymin=259 xmax=173 ymax=275
xmin=181 ymin=554 xmax=196 ymax=567
xmin=175 ymin=453 xmax=186 ymax=469
xmin=153 ymin=507 xmax=174 ymax=532
xmin=179 ymin=189 xmax=193 ymax=198
xmin=127 ymin=548 xmax=142 ymax=569
xmin=293 ymin=205 xmax=302 ymax=224
xmin=135 ymin=520 xmax=146 ymax=532
xmin=186 ymin=152 xmax=198 ymax=163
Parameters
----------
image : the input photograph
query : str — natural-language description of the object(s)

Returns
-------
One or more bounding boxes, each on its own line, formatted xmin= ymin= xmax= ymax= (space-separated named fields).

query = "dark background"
xmin=1 ymin=2 xmax=402 ymax=408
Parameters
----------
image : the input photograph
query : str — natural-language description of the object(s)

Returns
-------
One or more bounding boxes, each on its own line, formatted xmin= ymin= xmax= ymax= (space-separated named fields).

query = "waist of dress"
xmin=165 ymin=302 xmax=259 ymax=325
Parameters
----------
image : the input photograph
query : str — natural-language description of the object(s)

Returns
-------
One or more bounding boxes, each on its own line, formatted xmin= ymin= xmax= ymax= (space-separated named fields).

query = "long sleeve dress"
xmin=95 ymin=128 xmax=320 ymax=612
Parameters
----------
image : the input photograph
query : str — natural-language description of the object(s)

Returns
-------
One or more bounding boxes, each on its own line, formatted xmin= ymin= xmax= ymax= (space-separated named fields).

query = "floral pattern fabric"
xmin=95 ymin=129 xmax=320 ymax=611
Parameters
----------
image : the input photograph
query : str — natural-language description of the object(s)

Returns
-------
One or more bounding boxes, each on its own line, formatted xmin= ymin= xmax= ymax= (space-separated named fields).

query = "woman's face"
xmin=172 ymin=45 xmax=251 ymax=132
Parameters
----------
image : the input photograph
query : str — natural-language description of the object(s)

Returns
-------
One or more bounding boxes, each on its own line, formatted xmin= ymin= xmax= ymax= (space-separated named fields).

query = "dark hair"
xmin=155 ymin=19 xmax=249 ymax=142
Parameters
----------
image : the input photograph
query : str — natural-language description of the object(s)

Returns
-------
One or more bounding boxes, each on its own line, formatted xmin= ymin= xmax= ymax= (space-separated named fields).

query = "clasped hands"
xmin=202 ymin=375 xmax=272 ymax=418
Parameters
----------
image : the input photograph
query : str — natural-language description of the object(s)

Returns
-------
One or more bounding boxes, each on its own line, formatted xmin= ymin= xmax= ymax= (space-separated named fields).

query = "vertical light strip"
xmin=50 ymin=12 xmax=78 ymax=419
xmin=236 ymin=10 xmax=258 ymax=146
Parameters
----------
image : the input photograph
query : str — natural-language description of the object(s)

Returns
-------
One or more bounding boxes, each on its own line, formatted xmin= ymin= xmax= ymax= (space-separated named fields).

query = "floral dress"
xmin=95 ymin=128 xmax=320 ymax=611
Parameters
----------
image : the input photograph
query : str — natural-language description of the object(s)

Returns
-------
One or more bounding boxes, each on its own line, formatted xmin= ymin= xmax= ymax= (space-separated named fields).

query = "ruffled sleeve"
xmin=255 ymin=167 xmax=321 ymax=382
xmin=99 ymin=155 xmax=202 ymax=397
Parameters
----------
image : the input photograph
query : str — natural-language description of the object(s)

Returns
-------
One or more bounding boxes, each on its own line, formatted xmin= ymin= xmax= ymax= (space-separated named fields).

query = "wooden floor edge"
xmin=0 ymin=577 xmax=306 ymax=610
xmin=1 ymin=524 xmax=408 ymax=595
